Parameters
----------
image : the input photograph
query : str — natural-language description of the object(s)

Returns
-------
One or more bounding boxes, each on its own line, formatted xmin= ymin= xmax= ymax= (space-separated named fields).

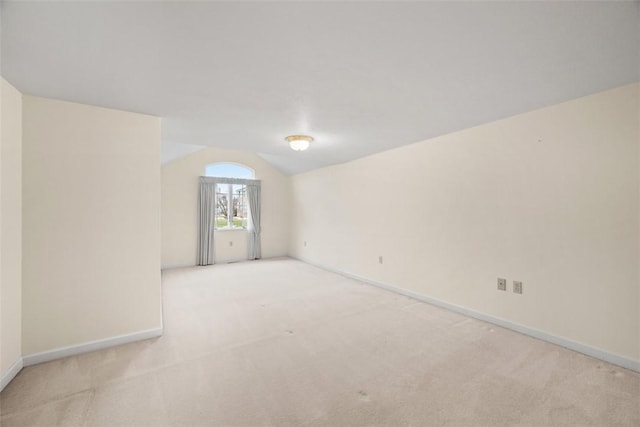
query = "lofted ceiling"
xmin=1 ymin=1 xmax=638 ymax=175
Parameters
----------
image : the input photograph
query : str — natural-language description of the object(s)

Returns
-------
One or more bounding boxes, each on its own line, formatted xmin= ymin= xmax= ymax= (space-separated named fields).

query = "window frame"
xmin=203 ymin=163 xmax=256 ymax=232
xmin=215 ymin=181 xmax=248 ymax=231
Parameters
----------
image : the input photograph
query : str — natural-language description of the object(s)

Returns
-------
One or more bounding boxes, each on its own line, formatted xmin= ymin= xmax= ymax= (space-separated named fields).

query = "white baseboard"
xmin=23 ymin=327 xmax=163 ymax=367
xmin=293 ymin=256 xmax=640 ymax=373
xmin=1 ymin=357 xmax=24 ymax=392
xmin=161 ymin=262 xmax=196 ymax=270
xmin=162 ymin=260 xmax=253 ymax=269
xmin=161 ymin=254 xmax=291 ymax=271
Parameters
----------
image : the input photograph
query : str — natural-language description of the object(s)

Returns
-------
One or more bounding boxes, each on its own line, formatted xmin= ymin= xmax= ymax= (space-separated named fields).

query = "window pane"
xmin=205 ymin=163 xmax=254 ymax=179
xmin=231 ymin=184 xmax=247 ymax=229
xmin=215 ymin=184 xmax=229 ymax=228
xmin=214 ymin=183 xmax=247 ymax=229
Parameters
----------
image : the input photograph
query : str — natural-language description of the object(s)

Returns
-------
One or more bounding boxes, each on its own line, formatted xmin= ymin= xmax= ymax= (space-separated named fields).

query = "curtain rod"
xmin=199 ymin=176 xmax=261 ymax=186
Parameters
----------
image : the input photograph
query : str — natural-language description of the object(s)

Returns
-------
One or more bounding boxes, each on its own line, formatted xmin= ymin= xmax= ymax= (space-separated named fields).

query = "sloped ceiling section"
xmin=2 ymin=1 xmax=638 ymax=174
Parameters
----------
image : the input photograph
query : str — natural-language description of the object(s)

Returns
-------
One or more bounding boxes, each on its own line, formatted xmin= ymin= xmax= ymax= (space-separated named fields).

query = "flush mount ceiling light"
xmin=285 ymin=135 xmax=313 ymax=151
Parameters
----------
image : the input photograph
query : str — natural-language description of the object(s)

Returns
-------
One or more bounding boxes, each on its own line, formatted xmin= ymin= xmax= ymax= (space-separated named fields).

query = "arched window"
xmin=205 ymin=163 xmax=254 ymax=179
xmin=204 ymin=163 xmax=255 ymax=230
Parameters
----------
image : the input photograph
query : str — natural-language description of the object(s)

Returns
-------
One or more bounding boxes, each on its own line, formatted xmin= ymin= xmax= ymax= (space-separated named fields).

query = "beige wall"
xmin=290 ymin=83 xmax=640 ymax=361
xmin=0 ymin=78 xmax=23 ymax=378
xmin=22 ymin=96 xmax=162 ymax=355
xmin=162 ymin=147 xmax=290 ymax=268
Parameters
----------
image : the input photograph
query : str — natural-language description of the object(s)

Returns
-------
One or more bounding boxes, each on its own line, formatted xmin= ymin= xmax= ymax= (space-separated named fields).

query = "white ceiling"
xmin=2 ymin=1 xmax=638 ymax=175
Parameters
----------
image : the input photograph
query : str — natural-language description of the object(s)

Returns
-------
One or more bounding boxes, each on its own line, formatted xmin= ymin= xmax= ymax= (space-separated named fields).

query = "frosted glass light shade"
xmin=285 ymin=135 xmax=313 ymax=151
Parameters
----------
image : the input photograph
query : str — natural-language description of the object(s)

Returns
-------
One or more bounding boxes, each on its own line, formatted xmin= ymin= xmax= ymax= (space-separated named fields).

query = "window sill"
xmin=215 ymin=228 xmax=247 ymax=232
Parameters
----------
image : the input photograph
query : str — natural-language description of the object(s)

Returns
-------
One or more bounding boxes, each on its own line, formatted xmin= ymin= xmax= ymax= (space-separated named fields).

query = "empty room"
xmin=0 ymin=1 xmax=639 ymax=426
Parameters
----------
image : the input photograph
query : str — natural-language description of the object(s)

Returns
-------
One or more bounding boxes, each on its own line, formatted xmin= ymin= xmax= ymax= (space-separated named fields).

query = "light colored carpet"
xmin=1 ymin=257 xmax=638 ymax=426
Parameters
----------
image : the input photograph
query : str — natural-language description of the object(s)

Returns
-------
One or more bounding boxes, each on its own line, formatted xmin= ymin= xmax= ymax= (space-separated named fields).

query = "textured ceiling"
xmin=2 ymin=1 xmax=638 ymax=174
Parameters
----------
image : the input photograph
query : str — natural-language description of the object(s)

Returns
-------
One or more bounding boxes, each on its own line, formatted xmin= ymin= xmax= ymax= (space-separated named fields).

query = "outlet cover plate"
xmin=513 ymin=281 xmax=523 ymax=294
xmin=497 ymin=278 xmax=507 ymax=291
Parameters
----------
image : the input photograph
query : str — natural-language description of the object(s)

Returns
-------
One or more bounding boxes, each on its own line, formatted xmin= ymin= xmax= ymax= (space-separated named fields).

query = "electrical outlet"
xmin=513 ymin=281 xmax=523 ymax=294
xmin=379 ymin=256 xmax=383 ymax=264
xmin=304 ymin=241 xmax=307 ymax=247
xmin=229 ymin=241 xmax=233 ymax=247
xmin=497 ymin=278 xmax=507 ymax=291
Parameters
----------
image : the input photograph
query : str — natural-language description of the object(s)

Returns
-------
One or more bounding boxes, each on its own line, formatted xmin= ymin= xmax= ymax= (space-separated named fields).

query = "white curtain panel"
xmin=247 ymin=182 xmax=262 ymax=260
xmin=197 ymin=176 xmax=261 ymax=265
xmin=197 ymin=178 xmax=216 ymax=265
